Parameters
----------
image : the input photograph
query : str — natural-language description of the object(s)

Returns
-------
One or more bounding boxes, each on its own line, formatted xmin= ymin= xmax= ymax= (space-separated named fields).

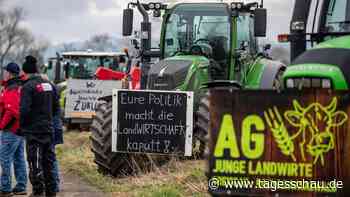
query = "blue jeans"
xmin=52 ymin=114 xmax=63 ymax=192
xmin=52 ymin=154 xmax=60 ymax=192
xmin=0 ymin=131 xmax=27 ymax=192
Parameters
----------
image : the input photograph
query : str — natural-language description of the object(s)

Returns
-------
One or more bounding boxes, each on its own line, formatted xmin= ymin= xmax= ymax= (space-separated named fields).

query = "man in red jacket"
xmin=0 ymin=63 xmax=27 ymax=197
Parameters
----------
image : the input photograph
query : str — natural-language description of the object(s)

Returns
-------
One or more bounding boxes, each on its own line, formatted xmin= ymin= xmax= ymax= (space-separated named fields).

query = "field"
xmin=56 ymin=132 xmax=209 ymax=197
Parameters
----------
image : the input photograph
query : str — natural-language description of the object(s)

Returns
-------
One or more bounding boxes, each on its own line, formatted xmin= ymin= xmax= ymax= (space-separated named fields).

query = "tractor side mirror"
xmin=123 ymin=8 xmax=134 ymax=36
xmin=254 ymin=8 xmax=267 ymax=37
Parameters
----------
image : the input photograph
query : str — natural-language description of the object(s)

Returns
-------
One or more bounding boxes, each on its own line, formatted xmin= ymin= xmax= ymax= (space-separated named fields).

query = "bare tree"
xmin=0 ymin=7 xmax=25 ymax=69
xmin=5 ymin=28 xmax=34 ymax=63
xmin=0 ymin=5 xmax=50 ymax=76
xmin=0 ymin=8 xmax=27 ymax=76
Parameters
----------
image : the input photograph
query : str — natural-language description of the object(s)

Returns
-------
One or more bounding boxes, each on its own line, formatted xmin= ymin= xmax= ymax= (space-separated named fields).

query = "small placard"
xmin=112 ymin=90 xmax=193 ymax=156
xmin=65 ymin=79 xmax=122 ymax=119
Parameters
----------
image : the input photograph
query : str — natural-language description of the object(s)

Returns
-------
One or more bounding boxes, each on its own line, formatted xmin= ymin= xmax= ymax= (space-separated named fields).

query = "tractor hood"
xmin=283 ymin=36 xmax=350 ymax=90
xmin=313 ymin=36 xmax=350 ymax=49
xmin=147 ymin=55 xmax=208 ymax=90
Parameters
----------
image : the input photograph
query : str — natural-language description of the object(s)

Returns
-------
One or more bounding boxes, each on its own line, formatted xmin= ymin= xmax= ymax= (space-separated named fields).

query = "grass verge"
xmin=56 ymin=132 xmax=208 ymax=197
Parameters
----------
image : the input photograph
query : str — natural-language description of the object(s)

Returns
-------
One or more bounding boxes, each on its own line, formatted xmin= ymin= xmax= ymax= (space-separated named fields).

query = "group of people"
xmin=0 ymin=56 xmax=63 ymax=197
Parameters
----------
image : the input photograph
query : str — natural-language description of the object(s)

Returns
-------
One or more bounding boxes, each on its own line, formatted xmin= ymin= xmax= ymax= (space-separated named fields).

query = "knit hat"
xmin=3 ymin=62 xmax=20 ymax=75
xmin=22 ymin=55 xmax=38 ymax=74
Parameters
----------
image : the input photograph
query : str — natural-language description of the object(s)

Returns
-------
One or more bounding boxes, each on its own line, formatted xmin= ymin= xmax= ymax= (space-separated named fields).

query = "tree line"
xmin=0 ymin=0 xmax=49 ymax=75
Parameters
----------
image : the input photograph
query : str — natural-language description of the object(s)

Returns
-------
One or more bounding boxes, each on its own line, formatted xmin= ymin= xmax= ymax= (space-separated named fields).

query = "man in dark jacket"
xmin=40 ymin=74 xmax=63 ymax=193
xmin=0 ymin=63 xmax=27 ymax=197
xmin=19 ymin=56 xmax=59 ymax=197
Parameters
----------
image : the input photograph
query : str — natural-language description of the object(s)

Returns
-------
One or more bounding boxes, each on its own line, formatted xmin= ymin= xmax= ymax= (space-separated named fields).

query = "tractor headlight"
xmin=155 ymin=3 xmax=161 ymax=9
xmin=322 ymin=79 xmax=331 ymax=88
xmin=286 ymin=79 xmax=294 ymax=88
xmin=231 ymin=2 xmax=243 ymax=10
xmin=149 ymin=3 xmax=155 ymax=9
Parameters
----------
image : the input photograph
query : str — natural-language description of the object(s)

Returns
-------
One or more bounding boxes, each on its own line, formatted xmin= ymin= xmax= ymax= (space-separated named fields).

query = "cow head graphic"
xmin=265 ymin=98 xmax=348 ymax=166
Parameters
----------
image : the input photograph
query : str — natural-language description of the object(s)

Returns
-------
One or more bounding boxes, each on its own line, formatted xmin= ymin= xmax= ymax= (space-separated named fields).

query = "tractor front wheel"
xmin=193 ymin=94 xmax=210 ymax=158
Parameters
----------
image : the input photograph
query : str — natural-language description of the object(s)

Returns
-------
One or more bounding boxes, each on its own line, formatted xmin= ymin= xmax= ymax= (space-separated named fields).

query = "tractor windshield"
xmin=66 ymin=57 xmax=100 ymax=79
xmin=163 ymin=3 xmax=231 ymax=63
xmin=324 ymin=0 xmax=350 ymax=33
xmin=63 ymin=56 xmax=123 ymax=79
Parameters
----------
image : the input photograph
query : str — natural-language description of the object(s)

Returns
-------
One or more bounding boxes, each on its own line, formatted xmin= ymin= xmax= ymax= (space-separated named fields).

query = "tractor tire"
xmin=90 ymin=100 xmax=169 ymax=176
xmin=193 ymin=94 xmax=210 ymax=158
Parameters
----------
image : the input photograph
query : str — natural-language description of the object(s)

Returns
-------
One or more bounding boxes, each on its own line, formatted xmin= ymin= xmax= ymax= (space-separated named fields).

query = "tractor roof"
xmin=61 ymin=51 xmax=126 ymax=58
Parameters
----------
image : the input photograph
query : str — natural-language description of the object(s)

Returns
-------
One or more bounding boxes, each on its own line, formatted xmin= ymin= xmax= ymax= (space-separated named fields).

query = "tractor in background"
xmin=277 ymin=0 xmax=350 ymax=192
xmin=90 ymin=0 xmax=286 ymax=176
xmin=46 ymin=50 xmax=130 ymax=128
xmin=280 ymin=0 xmax=350 ymax=90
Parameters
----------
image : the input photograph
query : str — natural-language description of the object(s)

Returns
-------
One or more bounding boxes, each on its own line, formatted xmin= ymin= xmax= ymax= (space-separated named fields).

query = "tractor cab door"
xmin=235 ymin=13 xmax=259 ymax=84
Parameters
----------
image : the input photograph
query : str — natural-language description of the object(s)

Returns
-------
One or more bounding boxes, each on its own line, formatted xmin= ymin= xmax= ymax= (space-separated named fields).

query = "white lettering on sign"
xmin=112 ymin=89 xmax=194 ymax=156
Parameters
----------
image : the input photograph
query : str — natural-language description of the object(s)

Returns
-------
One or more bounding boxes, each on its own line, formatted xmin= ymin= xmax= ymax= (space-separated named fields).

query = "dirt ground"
xmin=45 ymin=172 xmax=105 ymax=197
xmin=1 ymin=161 xmax=106 ymax=197
xmin=0 ymin=140 xmax=106 ymax=197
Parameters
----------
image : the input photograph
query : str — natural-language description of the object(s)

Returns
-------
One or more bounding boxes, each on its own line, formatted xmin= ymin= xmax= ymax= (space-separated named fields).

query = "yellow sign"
xmin=209 ymin=92 xmax=349 ymax=194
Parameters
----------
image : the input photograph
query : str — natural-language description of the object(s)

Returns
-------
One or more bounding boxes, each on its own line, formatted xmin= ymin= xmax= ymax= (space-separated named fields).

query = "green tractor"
xmin=45 ymin=51 xmax=128 ymax=128
xmin=90 ymin=1 xmax=286 ymax=176
xmin=281 ymin=0 xmax=350 ymax=90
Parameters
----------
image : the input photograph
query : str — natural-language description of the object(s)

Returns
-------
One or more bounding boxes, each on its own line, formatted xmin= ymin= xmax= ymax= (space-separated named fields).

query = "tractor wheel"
xmin=90 ymin=100 xmax=169 ymax=176
xmin=193 ymin=94 xmax=210 ymax=158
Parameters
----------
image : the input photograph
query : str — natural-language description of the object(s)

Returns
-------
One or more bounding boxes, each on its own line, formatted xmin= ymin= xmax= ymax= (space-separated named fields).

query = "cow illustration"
xmin=285 ymin=98 xmax=348 ymax=165
xmin=265 ymin=97 xmax=348 ymax=166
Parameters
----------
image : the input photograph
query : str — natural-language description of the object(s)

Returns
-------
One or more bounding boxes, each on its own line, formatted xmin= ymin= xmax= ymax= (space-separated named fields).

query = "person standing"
xmin=0 ymin=63 xmax=27 ymax=197
xmin=51 ymin=86 xmax=63 ymax=193
xmin=40 ymin=74 xmax=63 ymax=193
xmin=19 ymin=56 xmax=59 ymax=197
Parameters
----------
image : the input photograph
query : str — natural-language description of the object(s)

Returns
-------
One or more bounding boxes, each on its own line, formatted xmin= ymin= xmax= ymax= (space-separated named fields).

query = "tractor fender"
xmin=259 ymin=59 xmax=286 ymax=89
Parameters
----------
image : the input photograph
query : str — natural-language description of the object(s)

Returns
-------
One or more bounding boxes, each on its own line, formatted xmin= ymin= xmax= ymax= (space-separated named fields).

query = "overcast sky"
xmin=2 ymin=0 xmax=294 ymax=45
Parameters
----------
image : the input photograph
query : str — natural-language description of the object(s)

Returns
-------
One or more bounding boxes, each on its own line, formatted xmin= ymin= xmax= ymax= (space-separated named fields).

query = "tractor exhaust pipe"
xmin=290 ymin=0 xmax=312 ymax=62
xmin=136 ymin=1 xmax=152 ymax=89
xmin=54 ymin=52 xmax=61 ymax=83
xmin=136 ymin=0 xmax=152 ymax=53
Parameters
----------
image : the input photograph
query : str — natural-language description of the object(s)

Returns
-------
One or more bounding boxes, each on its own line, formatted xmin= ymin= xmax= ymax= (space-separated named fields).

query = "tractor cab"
xmin=161 ymin=3 xmax=232 ymax=81
xmin=281 ymin=0 xmax=350 ymax=90
xmin=61 ymin=51 xmax=128 ymax=80
xmin=123 ymin=2 xmax=269 ymax=92
xmin=46 ymin=51 xmax=128 ymax=82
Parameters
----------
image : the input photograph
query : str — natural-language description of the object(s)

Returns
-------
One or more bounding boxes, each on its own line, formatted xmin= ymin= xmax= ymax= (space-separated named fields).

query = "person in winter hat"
xmin=20 ymin=56 xmax=59 ymax=197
